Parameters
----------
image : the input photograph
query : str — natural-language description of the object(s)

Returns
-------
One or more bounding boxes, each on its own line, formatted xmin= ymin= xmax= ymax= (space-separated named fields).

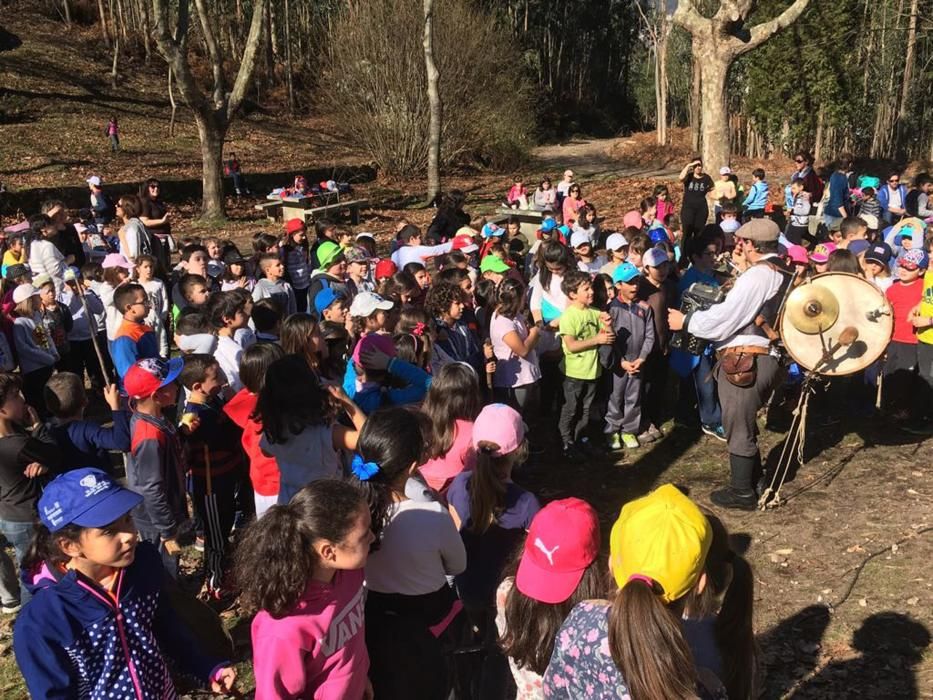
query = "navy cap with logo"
xmin=864 ymin=242 xmax=893 ymax=267
xmin=39 ymin=468 xmax=143 ymax=532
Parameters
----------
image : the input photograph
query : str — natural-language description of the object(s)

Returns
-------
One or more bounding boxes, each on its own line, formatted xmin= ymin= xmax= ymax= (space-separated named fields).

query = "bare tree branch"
xmin=671 ymin=0 xmax=707 ymax=35
xmin=192 ymin=0 xmax=226 ymax=108
xmin=741 ymin=0 xmax=810 ymax=54
xmin=228 ymin=0 xmax=268 ymax=121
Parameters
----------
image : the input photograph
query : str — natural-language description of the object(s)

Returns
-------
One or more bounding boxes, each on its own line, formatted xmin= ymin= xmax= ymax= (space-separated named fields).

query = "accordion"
xmin=670 ymin=283 xmax=725 ymax=355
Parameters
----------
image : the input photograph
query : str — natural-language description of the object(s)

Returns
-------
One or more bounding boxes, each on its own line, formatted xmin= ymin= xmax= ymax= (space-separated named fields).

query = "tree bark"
xmin=423 ymin=0 xmax=442 ymax=204
xmin=167 ymin=67 xmax=177 ymax=137
xmin=111 ymin=35 xmax=120 ymax=89
xmin=689 ymin=47 xmax=701 ymax=152
xmin=196 ymin=114 xmax=227 ymax=220
xmin=895 ymin=0 xmax=918 ymax=155
xmin=97 ymin=0 xmax=111 ymax=47
xmin=697 ymin=53 xmax=729 ymax=168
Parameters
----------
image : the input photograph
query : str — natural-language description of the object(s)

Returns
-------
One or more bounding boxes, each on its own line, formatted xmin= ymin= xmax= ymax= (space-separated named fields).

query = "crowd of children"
xmin=0 ymin=160 xmax=930 ymax=699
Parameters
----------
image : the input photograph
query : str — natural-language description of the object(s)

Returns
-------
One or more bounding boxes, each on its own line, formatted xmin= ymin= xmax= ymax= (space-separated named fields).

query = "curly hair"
xmin=424 ymin=281 xmax=464 ymax=319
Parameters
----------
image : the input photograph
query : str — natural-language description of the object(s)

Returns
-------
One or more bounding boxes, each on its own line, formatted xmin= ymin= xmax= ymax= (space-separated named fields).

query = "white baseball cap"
xmin=605 ymin=232 xmax=629 ymax=251
xmin=349 ymin=292 xmax=394 ymax=318
xmin=643 ymin=247 xmax=669 ymax=268
xmin=86 ymin=175 xmax=102 ymax=187
xmin=570 ymin=230 xmax=592 ymax=249
xmin=12 ymin=284 xmax=40 ymax=304
xmin=859 ymin=214 xmax=879 ymax=230
xmin=719 ymin=166 xmax=732 ymax=176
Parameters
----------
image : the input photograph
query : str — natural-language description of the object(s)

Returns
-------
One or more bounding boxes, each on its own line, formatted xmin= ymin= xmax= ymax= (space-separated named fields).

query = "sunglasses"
xmin=794 ymin=159 xmax=805 ymax=164
xmin=889 ymin=179 xmax=899 ymax=184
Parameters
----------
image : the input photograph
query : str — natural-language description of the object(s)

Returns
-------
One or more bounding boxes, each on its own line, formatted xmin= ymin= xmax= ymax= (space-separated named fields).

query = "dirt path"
xmin=531 ymin=137 xmax=683 ymax=181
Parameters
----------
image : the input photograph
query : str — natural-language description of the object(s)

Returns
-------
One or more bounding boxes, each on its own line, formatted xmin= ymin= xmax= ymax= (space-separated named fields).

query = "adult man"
xmin=878 ymin=171 xmax=908 ymax=225
xmin=669 ymin=219 xmax=791 ymax=510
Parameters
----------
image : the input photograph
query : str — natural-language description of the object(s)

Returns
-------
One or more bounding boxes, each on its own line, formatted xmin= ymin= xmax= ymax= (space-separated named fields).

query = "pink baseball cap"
xmin=352 ymin=333 xmax=397 ymax=366
xmin=786 ymin=244 xmax=809 ymax=266
xmin=102 ymin=252 xmax=133 ymax=270
xmin=623 ymin=210 xmax=643 ymax=230
xmin=516 ymin=498 xmax=600 ymax=604
xmin=472 ymin=403 xmax=524 ymax=456
xmin=809 ymin=242 xmax=836 ymax=264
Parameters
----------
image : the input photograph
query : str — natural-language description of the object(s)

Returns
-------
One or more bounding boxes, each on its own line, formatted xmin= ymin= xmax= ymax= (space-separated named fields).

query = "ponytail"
xmin=717 ymin=552 xmax=757 ymax=699
xmin=22 ymin=522 xmax=84 ymax=573
xmin=608 ymin=579 xmax=698 ymax=700
xmin=469 ymin=440 xmax=527 ymax=534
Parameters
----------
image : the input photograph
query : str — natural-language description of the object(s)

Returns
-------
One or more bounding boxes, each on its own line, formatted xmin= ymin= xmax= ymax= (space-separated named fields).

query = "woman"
xmin=561 ymin=183 xmax=586 ymax=228
xmin=139 ymin=177 xmax=173 ymax=272
xmin=426 ymin=190 xmax=470 ymax=244
xmin=115 ymin=195 xmax=154 ymax=264
xmin=26 ymin=214 xmax=65 ymax=294
xmin=679 ymin=158 xmax=715 ymax=243
xmin=529 ymin=241 xmax=572 ymax=416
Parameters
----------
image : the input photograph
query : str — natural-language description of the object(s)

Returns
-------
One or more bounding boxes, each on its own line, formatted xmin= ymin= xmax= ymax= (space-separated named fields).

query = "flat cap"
xmin=735 ymin=218 xmax=779 ymax=242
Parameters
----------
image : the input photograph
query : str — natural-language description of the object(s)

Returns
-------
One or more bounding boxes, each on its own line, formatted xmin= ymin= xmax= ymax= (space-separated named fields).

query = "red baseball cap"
xmin=374 ymin=259 xmax=397 ymax=281
xmin=516 ymin=498 xmax=600 ymax=604
xmin=123 ymin=357 xmax=184 ymax=399
xmin=285 ymin=218 xmax=305 ymax=234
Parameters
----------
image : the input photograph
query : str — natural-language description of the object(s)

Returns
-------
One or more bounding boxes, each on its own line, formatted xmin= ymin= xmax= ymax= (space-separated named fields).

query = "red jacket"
xmin=223 ymin=389 xmax=279 ymax=496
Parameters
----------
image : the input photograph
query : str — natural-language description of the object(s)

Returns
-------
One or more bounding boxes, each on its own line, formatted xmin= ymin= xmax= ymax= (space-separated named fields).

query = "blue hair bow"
xmin=351 ymin=454 xmax=380 ymax=481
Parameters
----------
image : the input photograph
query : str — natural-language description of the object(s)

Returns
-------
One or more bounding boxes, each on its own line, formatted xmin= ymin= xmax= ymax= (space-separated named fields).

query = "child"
xmin=14 ymin=468 xmax=236 ymax=697
xmin=251 ymin=297 xmax=284 ymax=344
xmin=786 ymin=179 xmax=812 ymax=245
xmin=571 ymin=230 xmax=605 ymax=273
xmin=555 ymin=169 xmax=574 ymax=207
xmin=1 ymin=233 xmax=25 ymax=277
xmin=178 ymin=354 xmax=246 ymax=598
xmin=61 ymin=268 xmax=106 ymax=390
xmin=202 ymin=237 xmax=225 ymax=280
xmin=123 ymin=357 xmax=188 ymax=575
xmin=174 ymin=311 xmax=218 ymax=355
xmin=309 ymin=219 xmax=339 ymax=263
xmin=257 ymin=355 xmax=365 ymax=505
xmin=507 ymin=179 xmax=529 ymax=209
xmin=27 ymin=214 xmax=65 ymax=294
xmin=599 ymin=232 xmax=629 ymax=276
xmin=314 ymin=287 xmax=348 ymax=327
xmin=135 ymin=254 xmax=169 ymax=356
xmin=106 ymin=114 xmax=119 ymax=150
xmin=742 ymin=168 xmax=769 ymax=218
xmin=448 ymin=403 xmax=540 ymax=612
xmin=602 ymin=262 xmax=655 ymax=450
xmin=0 ymin=372 xmax=62 ymax=610
xmin=100 ymin=253 xmax=132 ymax=341
xmin=558 ymin=270 xmax=614 ymax=458
xmin=349 ymin=291 xmax=394 ymax=338
xmin=542 ymin=484 xmax=728 ymax=699
xmin=654 ymin=184 xmax=674 ymax=223
xmin=349 ymin=406 xmax=466 ymax=700
xmin=175 ymin=273 xmax=211 ymax=320
xmin=719 ymin=203 xmax=741 ymax=247
xmin=252 ymin=253 xmax=297 ymax=316
xmin=281 ymin=312 xmax=328 ymax=375
xmin=223 ymin=342 xmax=284 ymax=516
xmin=283 ymin=218 xmax=313 ymax=313
xmin=489 ymin=277 xmax=542 ymax=415
xmin=427 ymin=281 xmax=482 ymax=370
xmin=207 ymin=291 xmax=249 ymax=392
xmin=86 ymin=175 xmax=115 ymax=228
xmin=220 ymin=247 xmax=254 ymax=292
xmin=636 ymin=247 xmax=677 ymax=440
xmin=419 ymin=363 xmax=482 ymax=497
xmin=11 ymin=284 xmax=59 ymax=413
xmin=35 ymin=274 xmax=72 ymax=370
xmin=533 ymin=177 xmax=556 ymax=211
xmin=344 ymin=246 xmax=374 ymax=298
xmin=44 ymin=374 xmax=129 ymax=472
xmin=859 ymin=186 xmax=882 ymax=220
xmin=110 ymin=283 xmax=159 ymax=381
xmin=572 ymin=205 xmax=600 ymax=245
xmin=809 ymin=242 xmax=836 ymax=274
xmin=883 ymin=249 xmax=928 ymax=420
xmin=391 ymin=224 xmax=453 ymax=270
xmin=235 ymin=480 xmax=374 ymax=698
xmin=342 ymin=333 xmax=433 ymax=414
xmin=497 ymin=498 xmax=605 ymax=698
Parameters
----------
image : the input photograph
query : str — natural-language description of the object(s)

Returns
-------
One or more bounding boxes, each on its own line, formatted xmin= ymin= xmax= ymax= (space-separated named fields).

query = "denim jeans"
xmin=0 ymin=519 xmax=36 ymax=605
xmin=694 ymin=352 xmax=722 ymax=427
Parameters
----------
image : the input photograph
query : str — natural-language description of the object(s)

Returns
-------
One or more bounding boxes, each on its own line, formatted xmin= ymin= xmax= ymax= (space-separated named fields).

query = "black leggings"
xmin=681 ymin=204 xmax=709 ymax=242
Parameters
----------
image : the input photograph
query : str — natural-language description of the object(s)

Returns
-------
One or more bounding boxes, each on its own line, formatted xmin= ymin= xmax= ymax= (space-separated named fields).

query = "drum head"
xmin=780 ymin=272 xmax=893 ymax=376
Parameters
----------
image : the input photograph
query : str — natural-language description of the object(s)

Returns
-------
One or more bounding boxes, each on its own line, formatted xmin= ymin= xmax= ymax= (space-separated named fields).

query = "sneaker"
xmin=710 ymin=487 xmax=757 ymax=511
xmin=637 ymin=430 xmax=656 ymax=444
xmin=1 ymin=602 xmax=21 ymax=614
xmin=647 ymin=424 xmax=663 ymax=440
xmin=608 ymin=433 xmax=622 ymax=451
xmin=621 ymin=432 xmax=640 ymax=449
xmin=701 ymin=423 xmax=727 ymax=442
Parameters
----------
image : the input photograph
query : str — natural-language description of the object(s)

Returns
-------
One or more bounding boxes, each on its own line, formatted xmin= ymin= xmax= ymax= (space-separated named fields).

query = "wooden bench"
xmin=254 ymin=200 xmax=282 ymax=222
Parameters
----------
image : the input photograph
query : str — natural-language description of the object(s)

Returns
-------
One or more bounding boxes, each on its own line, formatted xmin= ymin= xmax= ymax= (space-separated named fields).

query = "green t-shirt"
xmin=559 ymin=304 xmax=602 ymax=380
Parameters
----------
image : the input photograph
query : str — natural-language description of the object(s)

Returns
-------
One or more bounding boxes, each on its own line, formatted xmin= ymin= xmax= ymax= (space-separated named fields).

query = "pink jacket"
xmin=251 ymin=569 xmax=369 ymax=699
xmin=419 ymin=419 xmax=475 ymax=500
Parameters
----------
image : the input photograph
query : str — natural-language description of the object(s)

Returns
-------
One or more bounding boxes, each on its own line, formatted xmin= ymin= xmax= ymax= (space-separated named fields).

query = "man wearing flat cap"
xmin=669 ymin=219 xmax=793 ymax=510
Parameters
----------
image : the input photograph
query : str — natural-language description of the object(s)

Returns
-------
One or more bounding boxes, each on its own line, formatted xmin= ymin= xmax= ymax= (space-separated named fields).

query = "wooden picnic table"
xmin=259 ymin=192 xmax=370 ymax=226
xmin=489 ymin=207 xmax=553 ymax=246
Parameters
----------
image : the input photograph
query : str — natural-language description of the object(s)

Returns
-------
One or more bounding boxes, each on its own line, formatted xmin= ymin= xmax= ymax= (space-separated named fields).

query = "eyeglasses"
xmin=794 ymin=159 xmax=805 ymax=164
xmin=149 ymin=185 xmax=159 ymax=190
xmin=889 ymin=179 xmax=899 ymax=184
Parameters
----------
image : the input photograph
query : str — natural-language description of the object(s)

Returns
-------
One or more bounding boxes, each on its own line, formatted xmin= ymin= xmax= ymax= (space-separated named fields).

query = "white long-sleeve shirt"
xmin=28 ymin=240 xmax=65 ymax=294
xmin=684 ymin=255 xmax=784 ymax=351
xmin=391 ymin=242 xmax=453 ymax=269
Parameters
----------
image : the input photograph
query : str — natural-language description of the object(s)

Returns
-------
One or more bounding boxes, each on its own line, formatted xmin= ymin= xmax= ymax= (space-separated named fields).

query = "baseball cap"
xmin=720 ymin=218 xmax=741 ymax=234
xmin=719 ymin=166 xmax=732 ymax=175
xmin=349 ymin=291 xmax=393 ymax=318
xmin=540 ymin=218 xmax=557 ymax=234
xmin=515 ymin=498 xmax=600 ymax=604
xmin=352 ymin=332 xmax=397 ymax=365
xmin=102 ymin=252 xmax=133 ymax=270
xmin=858 ymin=213 xmax=879 ymax=230
xmin=570 ymin=230 xmax=591 ymax=249
xmin=86 ymin=175 xmax=102 ymax=187
xmin=481 ymin=222 xmax=505 ymax=239
xmin=736 ymin=218 xmax=779 ymax=242
xmin=355 ymin=232 xmax=376 ymax=243
xmin=785 ymin=244 xmax=809 ymax=266
xmin=452 ymin=229 xmax=479 ymax=253
xmin=480 ymin=255 xmax=510 ymax=274
xmin=605 ymin=232 xmax=628 ymax=251
xmin=31 ymin=273 xmax=52 ymax=289
xmin=809 ymin=242 xmax=836 ymax=264
xmin=285 ymin=218 xmax=306 ymax=235
xmin=612 ymin=262 xmax=640 ymax=284
xmin=643 ymin=247 xmax=669 ymax=268
xmin=123 ymin=357 xmax=184 ymax=399
xmin=898 ymin=248 xmax=930 ymax=271
xmin=316 ymin=241 xmax=345 ymax=269
xmin=12 ymin=284 xmax=40 ymax=305
xmin=649 ymin=228 xmax=669 ymax=245
xmin=374 ymin=259 xmax=397 ymax=281
xmin=38 ymin=467 xmax=143 ymax=533
xmin=865 ymin=242 xmax=893 ymax=267
xmin=472 ymin=403 xmax=525 ymax=456
xmin=313 ymin=287 xmax=343 ymax=316
xmin=623 ymin=210 xmax=643 ymax=230
xmin=344 ymin=246 xmax=372 ymax=265
xmin=5 ymin=263 xmax=30 ymax=281
xmin=847 ymin=239 xmax=871 ymax=257
xmin=609 ymin=484 xmax=712 ymax=604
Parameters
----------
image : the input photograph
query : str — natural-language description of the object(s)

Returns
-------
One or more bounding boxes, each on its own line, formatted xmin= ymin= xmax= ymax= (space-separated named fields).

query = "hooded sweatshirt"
xmin=223 ymin=388 xmax=280 ymax=497
xmin=13 ymin=542 xmax=226 ymax=699
xmin=251 ymin=568 xmax=369 ymax=699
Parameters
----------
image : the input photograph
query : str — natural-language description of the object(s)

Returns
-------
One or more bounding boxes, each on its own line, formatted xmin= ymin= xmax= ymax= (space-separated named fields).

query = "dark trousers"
xmin=745 ymin=209 xmax=765 ymax=221
xmin=136 ymin=523 xmax=180 ymax=578
xmin=294 ymin=286 xmax=309 ymax=314
xmin=23 ymin=365 xmax=54 ymax=418
xmin=642 ymin=353 xmax=668 ymax=429
xmin=681 ymin=204 xmax=709 ymax=242
xmin=883 ymin=341 xmax=921 ymax=418
xmin=494 ymin=382 xmax=540 ymax=440
xmin=785 ymin=224 xmax=809 ymax=246
xmin=61 ymin=338 xmax=106 ymax=390
xmin=917 ymin=343 xmax=933 ymax=419
xmin=191 ymin=476 xmax=237 ymax=592
xmin=559 ymin=376 xmax=597 ymax=444
xmin=694 ymin=352 xmax=721 ymax=426
xmin=716 ymin=355 xmax=781 ymax=458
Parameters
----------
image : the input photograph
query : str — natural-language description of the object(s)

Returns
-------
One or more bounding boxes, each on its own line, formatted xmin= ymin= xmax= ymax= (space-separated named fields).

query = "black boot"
xmin=711 ymin=454 xmax=758 ymax=511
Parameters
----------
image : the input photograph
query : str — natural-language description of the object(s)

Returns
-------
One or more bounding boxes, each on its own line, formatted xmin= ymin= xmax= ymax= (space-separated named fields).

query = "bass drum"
xmin=779 ymin=272 xmax=894 ymax=376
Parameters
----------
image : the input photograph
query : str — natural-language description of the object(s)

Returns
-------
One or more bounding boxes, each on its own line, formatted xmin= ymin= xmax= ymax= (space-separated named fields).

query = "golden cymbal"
xmin=784 ymin=283 xmax=840 ymax=335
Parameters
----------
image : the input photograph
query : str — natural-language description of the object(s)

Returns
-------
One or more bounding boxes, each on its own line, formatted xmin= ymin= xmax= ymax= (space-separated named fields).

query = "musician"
xmin=669 ymin=219 xmax=790 ymax=510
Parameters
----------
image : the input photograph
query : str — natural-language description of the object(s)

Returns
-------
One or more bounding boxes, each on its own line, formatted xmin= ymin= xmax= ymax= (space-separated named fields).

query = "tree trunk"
xmin=111 ymin=35 xmax=120 ymax=89
xmin=167 ymin=67 xmax=177 ymax=137
xmin=423 ymin=0 xmax=442 ymax=204
xmin=698 ymin=52 xmax=729 ymax=169
xmin=814 ymin=103 xmax=825 ymax=163
xmin=689 ymin=48 xmax=701 ymax=153
xmin=97 ymin=0 xmax=111 ymax=47
xmin=196 ymin=114 xmax=227 ymax=220
xmin=656 ymin=20 xmax=669 ymax=146
xmin=62 ymin=0 xmax=72 ymax=25
xmin=284 ymin=0 xmax=295 ymax=114
xmin=895 ymin=0 xmax=918 ymax=154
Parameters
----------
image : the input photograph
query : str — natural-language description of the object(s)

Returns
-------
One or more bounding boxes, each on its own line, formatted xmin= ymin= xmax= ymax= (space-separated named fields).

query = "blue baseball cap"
xmin=481 ymin=222 xmax=504 ymax=238
xmin=612 ymin=262 xmax=640 ymax=284
xmin=313 ymin=287 xmax=343 ymax=316
xmin=39 ymin=468 xmax=143 ymax=532
xmin=649 ymin=229 xmax=668 ymax=245
xmin=541 ymin=218 xmax=557 ymax=233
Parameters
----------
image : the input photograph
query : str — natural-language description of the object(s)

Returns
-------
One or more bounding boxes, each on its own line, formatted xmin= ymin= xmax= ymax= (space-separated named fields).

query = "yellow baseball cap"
xmin=609 ymin=484 xmax=712 ymax=603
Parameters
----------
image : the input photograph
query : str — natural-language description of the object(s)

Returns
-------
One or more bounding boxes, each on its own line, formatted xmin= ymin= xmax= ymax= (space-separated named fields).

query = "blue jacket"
xmin=826 ymin=171 xmax=850 ymax=219
xmin=47 ymin=410 xmax=131 ymax=473
xmin=742 ymin=181 xmax=769 ymax=211
xmin=878 ymin=183 xmax=908 ymax=223
xmin=14 ymin=542 xmax=225 ymax=699
xmin=342 ymin=357 xmax=432 ymax=414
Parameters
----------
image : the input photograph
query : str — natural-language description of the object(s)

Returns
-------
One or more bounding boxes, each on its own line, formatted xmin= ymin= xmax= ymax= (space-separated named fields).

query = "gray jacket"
xmin=600 ymin=299 xmax=655 ymax=371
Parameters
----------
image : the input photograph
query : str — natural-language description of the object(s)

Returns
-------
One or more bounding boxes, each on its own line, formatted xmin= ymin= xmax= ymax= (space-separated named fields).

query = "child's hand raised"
xmin=103 ymin=384 xmax=122 ymax=411
xmin=210 ymin=666 xmax=238 ymax=694
xmin=360 ymin=348 xmax=391 ymax=371
xmin=326 ymin=384 xmax=353 ymax=406
xmin=178 ymin=413 xmax=201 ymax=435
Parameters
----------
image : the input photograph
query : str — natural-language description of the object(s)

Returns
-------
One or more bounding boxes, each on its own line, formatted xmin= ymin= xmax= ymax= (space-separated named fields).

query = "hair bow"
xmin=351 ymin=454 xmax=380 ymax=481
xmin=412 ymin=322 xmax=426 ymax=337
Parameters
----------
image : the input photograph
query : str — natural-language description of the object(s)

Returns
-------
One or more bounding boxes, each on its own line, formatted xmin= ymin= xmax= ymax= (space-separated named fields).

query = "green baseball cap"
xmin=480 ymin=255 xmax=510 ymax=274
